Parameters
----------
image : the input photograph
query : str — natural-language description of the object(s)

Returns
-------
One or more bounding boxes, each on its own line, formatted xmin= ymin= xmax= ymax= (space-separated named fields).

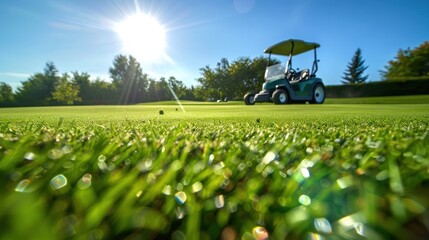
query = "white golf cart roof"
xmin=264 ymin=39 xmax=320 ymax=56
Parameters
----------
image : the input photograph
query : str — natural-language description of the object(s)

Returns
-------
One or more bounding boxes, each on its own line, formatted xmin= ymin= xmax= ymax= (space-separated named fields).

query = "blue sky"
xmin=1 ymin=0 xmax=428 ymax=91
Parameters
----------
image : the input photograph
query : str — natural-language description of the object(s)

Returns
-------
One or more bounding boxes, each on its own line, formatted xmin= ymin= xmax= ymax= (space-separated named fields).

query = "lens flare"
xmin=167 ymin=83 xmax=186 ymax=113
xmin=115 ymin=13 xmax=166 ymax=62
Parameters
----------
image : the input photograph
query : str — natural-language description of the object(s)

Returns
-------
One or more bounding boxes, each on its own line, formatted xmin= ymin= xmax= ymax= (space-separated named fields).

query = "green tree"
xmin=196 ymin=66 xmax=218 ymax=101
xmin=90 ymin=78 xmax=116 ymax=105
xmin=0 ymin=82 xmax=15 ymax=106
xmin=229 ymin=56 xmax=276 ymax=96
xmin=157 ymin=77 xmax=173 ymax=101
xmin=16 ymin=61 xmax=60 ymax=106
xmin=146 ymin=79 xmax=157 ymax=102
xmin=342 ymin=48 xmax=368 ymax=84
xmin=145 ymin=78 xmax=175 ymax=102
xmin=109 ymin=55 xmax=148 ymax=104
xmin=196 ymin=56 xmax=277 ymax=100
xmin=71 ymin=71 xmax=92 ymax=103
xmin=51 ymin=73 xmax=81 ymax=105
xmin=168 ymin=76 xmax=188 ymax=99
xmin=70 ymin=73 xmax=118 ymax=105
xmin=381 ymin=41 xmax=429 ymax=80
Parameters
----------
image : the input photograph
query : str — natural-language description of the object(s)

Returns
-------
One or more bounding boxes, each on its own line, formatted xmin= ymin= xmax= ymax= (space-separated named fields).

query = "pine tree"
xmin=342 ymin=48 xmax=369 ymax=84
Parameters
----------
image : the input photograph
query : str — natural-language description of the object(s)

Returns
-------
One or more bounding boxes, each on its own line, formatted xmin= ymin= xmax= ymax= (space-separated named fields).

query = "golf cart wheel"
xmin=310 ymin=84 xmax=325 ymax=104
xmin=272 ymin=89 xmax=288 ymax=104
xmin=244 ymin=93 xmax=256 ymax=105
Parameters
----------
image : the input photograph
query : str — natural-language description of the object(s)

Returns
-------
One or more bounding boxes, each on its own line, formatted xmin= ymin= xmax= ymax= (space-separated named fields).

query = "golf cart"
xmin=244 ymin=39 xmax=325 ymax=105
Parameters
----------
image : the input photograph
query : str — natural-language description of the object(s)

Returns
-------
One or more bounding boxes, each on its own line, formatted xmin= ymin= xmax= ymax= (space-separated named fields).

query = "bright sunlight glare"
xmin=115 ymin=13 xmax=166 ymax=62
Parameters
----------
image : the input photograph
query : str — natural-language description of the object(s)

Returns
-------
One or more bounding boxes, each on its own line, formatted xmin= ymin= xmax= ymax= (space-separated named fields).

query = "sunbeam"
xmin=167 ymin=83 xmax=186 ymax=113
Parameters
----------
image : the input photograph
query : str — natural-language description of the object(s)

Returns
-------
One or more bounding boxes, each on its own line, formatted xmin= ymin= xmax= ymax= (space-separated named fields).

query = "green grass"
xmin=0 ymin=102 xmax=428 ymax=239
xmin=139 ymin=94 xmax=429 ymax=105
xmin=325 ymin=95 xmax=429 ymax=104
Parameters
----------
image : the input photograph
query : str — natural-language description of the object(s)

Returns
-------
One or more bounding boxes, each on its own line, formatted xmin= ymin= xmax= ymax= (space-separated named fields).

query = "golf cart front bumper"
xmin=254 ymin=90 xmax=272 ymax=102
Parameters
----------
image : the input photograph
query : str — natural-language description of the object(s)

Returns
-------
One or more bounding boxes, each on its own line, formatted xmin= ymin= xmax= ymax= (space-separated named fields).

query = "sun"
xmin=114 ymin=13 xmax=166 ymax=62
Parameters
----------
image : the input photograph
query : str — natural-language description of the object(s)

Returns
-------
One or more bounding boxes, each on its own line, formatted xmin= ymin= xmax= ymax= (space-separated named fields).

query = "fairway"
xmin=1 ymin=103 xmax=429 ymax=239
xmin=1 ymin=102 xmax=428 ymax=122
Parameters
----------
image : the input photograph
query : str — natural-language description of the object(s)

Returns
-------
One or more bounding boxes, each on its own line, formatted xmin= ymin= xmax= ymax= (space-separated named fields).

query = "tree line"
xmin=1 ymin=41 xmax=428 ymax=106
xmin=0 ymin=54 xmax=274 ymax=106
xmin=1 ymin=55 xmax=199 ymax=106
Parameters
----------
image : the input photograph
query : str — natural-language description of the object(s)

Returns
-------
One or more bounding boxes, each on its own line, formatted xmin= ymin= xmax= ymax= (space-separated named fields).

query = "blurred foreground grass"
xmin=0 ymin=103 xmax=428 ymax=239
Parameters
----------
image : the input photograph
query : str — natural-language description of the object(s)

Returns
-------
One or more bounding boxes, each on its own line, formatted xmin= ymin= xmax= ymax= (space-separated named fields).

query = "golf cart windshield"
xmin=265 ymin=63 xmax=285 ymax=82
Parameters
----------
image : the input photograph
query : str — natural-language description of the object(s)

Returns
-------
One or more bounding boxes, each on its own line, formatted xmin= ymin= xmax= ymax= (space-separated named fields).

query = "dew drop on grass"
xmin=208 ymin=154 xmax=215 ymax=165
xmin=97 ymin=161 xmax=107 ymax=171
xmin=77 ymin=173 xmax=92 ymax=189
xmin=299 ymin=195 xmax=311 ymax=206
xmin=301 ymin=159 xmax=314 ymax=168
xmin=301 ymin=168 xmax=310 ymax=178
xmin=50 ymin=174 xmax=67 ymax=190
xmin=48 ymin=149 xmax=63 ymax=160
xmin=193 ymin=161 xmax=205 ymax=173
xmin=136 ymin=190 xmax=142 ymax=198
xmin=15 ymin=179 xmax=31 ymax=192
xmin=338 ymin=212 xmax=364 ymax=231
xmin=147 ymin=173 xmax=156 ymax=184
xmin=175 ymin=191 xmax=187 ymax=205
xmin=191 ymin=182 xmax=203 ymax=193
xmin=238 ymin=163 xmax=246 ymax=171
xmin=337 ymin=175 xmax=354 ymax=189
xmin=262 ymin=151 xmax=276 ymax=164
xmin=215 ymin=195 xmax=225 ymax=208
xmin=138 ymin=160 xmax=153 ymax=172
xmin=24 ymin=152 xmax=35 ymax=161
xmin=183 ymin=176 xmax=191 ymax=186
xmin=366 ymin=140 xmax=381 ymax=149
xmin=162 ymin=185 xmax=172 ymax=195
xmin=314 ymin=218 xmax=332 ymax=233
xmin=61 ymin=145 xmax=72 ymax=154
xmin=98 ymin=155 xmax=106 ymax=162
xmin=252 ymin=226 xmax=269 ymax=240
xmin=175 ymin=207 xmax=185 ymax=219
xmin=213 ymin=162 xmax=225 ymax=174
xmin=63 ymin=162 xmax=74 ymax=169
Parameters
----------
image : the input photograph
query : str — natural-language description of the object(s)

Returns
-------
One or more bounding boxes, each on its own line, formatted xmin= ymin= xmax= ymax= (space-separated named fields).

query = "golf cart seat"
xmin=290 ymin=69 xmax=309 ymax=83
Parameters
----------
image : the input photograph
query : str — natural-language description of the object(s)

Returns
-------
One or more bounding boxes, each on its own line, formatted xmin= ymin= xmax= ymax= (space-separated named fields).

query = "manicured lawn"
xmin=325 ymin=94 xmax=429 ymax=104
xmin=0 ymin=102 xmax=428 ymax=239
